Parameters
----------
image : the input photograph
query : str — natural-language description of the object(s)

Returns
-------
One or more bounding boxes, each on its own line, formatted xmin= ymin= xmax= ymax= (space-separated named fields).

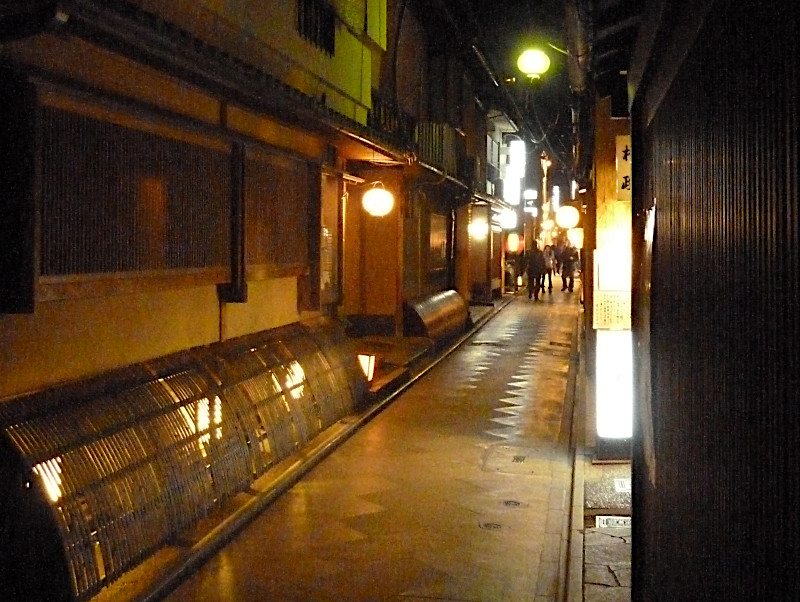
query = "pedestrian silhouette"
xmin=541 ymin=244 xmax=555 ymax=293
xmin=561 ymin=244 xmax=579 ymax=292
xmin=526 ymin=244 xmax=546 ymax=301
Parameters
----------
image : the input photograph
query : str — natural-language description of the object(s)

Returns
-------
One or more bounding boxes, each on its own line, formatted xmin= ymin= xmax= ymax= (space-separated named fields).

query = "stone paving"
xmin=93 ymin=289 xmax=636 ymax=602
xmin=161 ymin=293 xmax=582 ymax=602
xmin=584 ymin=527 xmax=631 ymax=601
xmin=581 ymin=460 xmax=632 ymax=601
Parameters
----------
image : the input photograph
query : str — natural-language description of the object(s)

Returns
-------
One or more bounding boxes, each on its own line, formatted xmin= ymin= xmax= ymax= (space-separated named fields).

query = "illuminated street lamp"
xmin=555 ymin=205 xmax=580 ymax=229
xmin=515 ymin=49 xmax=551 ymax=250
xmin=539 ymin=153 xmax=552 ymax=247
xmin=567 ymin=227 xmax=584 ymax=249
xmin=517 ymin=49 xmax=551 ymax=80
xmin=362 ymin=182 xmax=394 ymax=217
xmin=540 ymin=154 xmax=551 ymax=176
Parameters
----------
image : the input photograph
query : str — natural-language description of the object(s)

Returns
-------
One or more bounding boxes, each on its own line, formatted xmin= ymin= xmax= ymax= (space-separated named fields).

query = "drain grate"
xmin=483 ymin=444 xmax=544 ymax=474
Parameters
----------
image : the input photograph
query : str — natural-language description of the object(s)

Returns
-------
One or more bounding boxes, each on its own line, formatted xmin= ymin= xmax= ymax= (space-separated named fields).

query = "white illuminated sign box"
xmin=596 ymin=329 xmax=633 ymax=439
xmin=503 ymin=176 xmax=521 ymax=205
xmin=499 ymin=210 xmax=517 ymax=229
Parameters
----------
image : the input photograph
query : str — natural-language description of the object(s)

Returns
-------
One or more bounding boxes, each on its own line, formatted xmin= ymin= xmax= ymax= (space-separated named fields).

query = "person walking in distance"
xmin=527 ymin=244 xmax=546 ymax=301
xmin=554 ymin=240 xmax=565 ymax=279
xmin=541 ymin=244 xmax=555 ymax=293
xmin=561 ymin=244 xmax=579 ymax=292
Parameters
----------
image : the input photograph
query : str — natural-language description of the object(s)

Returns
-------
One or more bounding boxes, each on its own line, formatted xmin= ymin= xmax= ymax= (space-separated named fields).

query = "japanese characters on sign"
xmin=593 ymin=289 xmax=632 ymax=330
xmin=592 ymin=136 xmax=633 ymax=330
xmin=616 ymin=135 xmax=632 ymax=203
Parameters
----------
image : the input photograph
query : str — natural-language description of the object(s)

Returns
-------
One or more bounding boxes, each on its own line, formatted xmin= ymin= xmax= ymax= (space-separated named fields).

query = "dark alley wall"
xmin=631 ymin=1 xmax=799 ymax=599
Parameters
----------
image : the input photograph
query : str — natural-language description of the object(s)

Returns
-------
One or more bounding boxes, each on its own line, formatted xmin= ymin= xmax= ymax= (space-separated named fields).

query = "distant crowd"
xmin=520 ymin=241 xmax=581 ymax=301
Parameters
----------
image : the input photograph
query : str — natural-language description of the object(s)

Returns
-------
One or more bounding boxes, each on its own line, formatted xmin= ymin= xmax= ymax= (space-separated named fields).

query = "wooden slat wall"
xmin=40 ymin=107 xmax=230 ymax=275
xmin=631 ymin=2 xmax=799 ymax=599
xmin=245 ymin=148 xmax=311 ymax=269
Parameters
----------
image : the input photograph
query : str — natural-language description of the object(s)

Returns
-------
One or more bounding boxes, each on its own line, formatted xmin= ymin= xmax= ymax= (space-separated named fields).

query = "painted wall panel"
xmin=0 ymin=287 xmax=220 ymax=399
xmin=222 ymin=277 xmax=300 ymax=340
xmin=137 ymin=0 xmax=383 ymax=125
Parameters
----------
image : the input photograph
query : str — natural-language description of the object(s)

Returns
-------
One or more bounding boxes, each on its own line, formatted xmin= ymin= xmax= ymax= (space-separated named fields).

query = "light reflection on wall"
xmin=468 ymin=219 xmax=489 ymax=240
xmin=358 ymin=354 xmax=376 ymax=381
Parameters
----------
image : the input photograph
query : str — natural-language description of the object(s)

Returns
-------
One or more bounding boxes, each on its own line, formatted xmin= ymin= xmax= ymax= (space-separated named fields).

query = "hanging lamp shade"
xmin=556 ymin=205 xmax=580 ymax=229
xmin=362 ymin=182 xmax=394 ymax=217
xmin=567 ymin=227 xmax=584 ymax=249
xmin=517 ymin=49 xmax=551 ymax=78
xmin=499 ymin=209 xmax=518 ymax=229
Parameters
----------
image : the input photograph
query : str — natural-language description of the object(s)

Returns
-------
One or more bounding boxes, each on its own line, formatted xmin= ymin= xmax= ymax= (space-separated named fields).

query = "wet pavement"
xmin=160 ymin=291 xmax=582 ymax=601
xmin=91 ymin=282 xmax=634 ymax=601
xmin=580 ymin=458 xmax=632 ymax=602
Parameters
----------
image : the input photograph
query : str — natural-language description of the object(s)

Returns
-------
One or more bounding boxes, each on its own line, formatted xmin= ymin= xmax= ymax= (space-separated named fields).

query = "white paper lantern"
xmin=362 ymin=183 xmax=394 ymax=217
xmin=567 ymin=227 xmax=584 ymax=248
xmin=555 ymin=205 xmax=580 ymax=229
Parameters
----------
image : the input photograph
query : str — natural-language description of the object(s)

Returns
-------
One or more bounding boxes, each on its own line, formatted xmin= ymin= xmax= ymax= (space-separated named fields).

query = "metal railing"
xmin=367 ymin=93 xmax=416 ymax=148
xmin=414 ymin=122 xmax=475 ymax=185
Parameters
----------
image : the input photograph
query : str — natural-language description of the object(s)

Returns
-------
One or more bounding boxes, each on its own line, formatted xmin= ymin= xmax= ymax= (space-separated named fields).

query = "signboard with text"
xmin=616 ymin=135 xmax=632 ymax=202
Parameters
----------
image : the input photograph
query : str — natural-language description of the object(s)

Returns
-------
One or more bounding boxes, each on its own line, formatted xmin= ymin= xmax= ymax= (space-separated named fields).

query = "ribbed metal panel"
xmin=632 ymin=3 xmax=799 ymax=599
xmin=0 ymin=318 xmax=363 ymax=601
xmin=403 ymin=289 xmax=469 ymax=341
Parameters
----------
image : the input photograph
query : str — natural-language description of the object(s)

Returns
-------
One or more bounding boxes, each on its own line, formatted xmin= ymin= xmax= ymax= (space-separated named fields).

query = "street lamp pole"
xmin=540 ymin=153 xmax=551 ymax=247
xmin=516 ymin=47 xmax=551 ymax=250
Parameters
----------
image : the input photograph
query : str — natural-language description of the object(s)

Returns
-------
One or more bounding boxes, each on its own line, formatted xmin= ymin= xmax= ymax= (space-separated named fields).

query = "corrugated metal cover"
xmin=0 ymin=317 xmax=363 ymax=601
xmin=404 ymin=289 xmax=469 ymax=341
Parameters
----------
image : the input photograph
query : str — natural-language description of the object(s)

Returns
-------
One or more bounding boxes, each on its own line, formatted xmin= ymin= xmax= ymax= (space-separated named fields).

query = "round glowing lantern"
xmin=555 ymin=205 xmax=580 ymax=229
xmin=468 ymin=219 xmax=489 ymax=240
xmin=507 ymin=232 xmax=521 ymax=253
xmin=499 ymin=209 xmax=518 ymax=229
xmin=542 ymin=218 xmax=555 ymax=231
xmin=517 ymin=49 xmax=551 ymax=79
xmin=567 ymin=227 xmax=584 ymax=249
xmin=362 ymin=182 xmax=394 ymax=217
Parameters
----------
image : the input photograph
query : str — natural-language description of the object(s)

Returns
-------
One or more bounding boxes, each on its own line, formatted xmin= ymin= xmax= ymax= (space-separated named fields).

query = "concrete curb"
xmin=564 ymin=312 xmax=587 ymax=602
